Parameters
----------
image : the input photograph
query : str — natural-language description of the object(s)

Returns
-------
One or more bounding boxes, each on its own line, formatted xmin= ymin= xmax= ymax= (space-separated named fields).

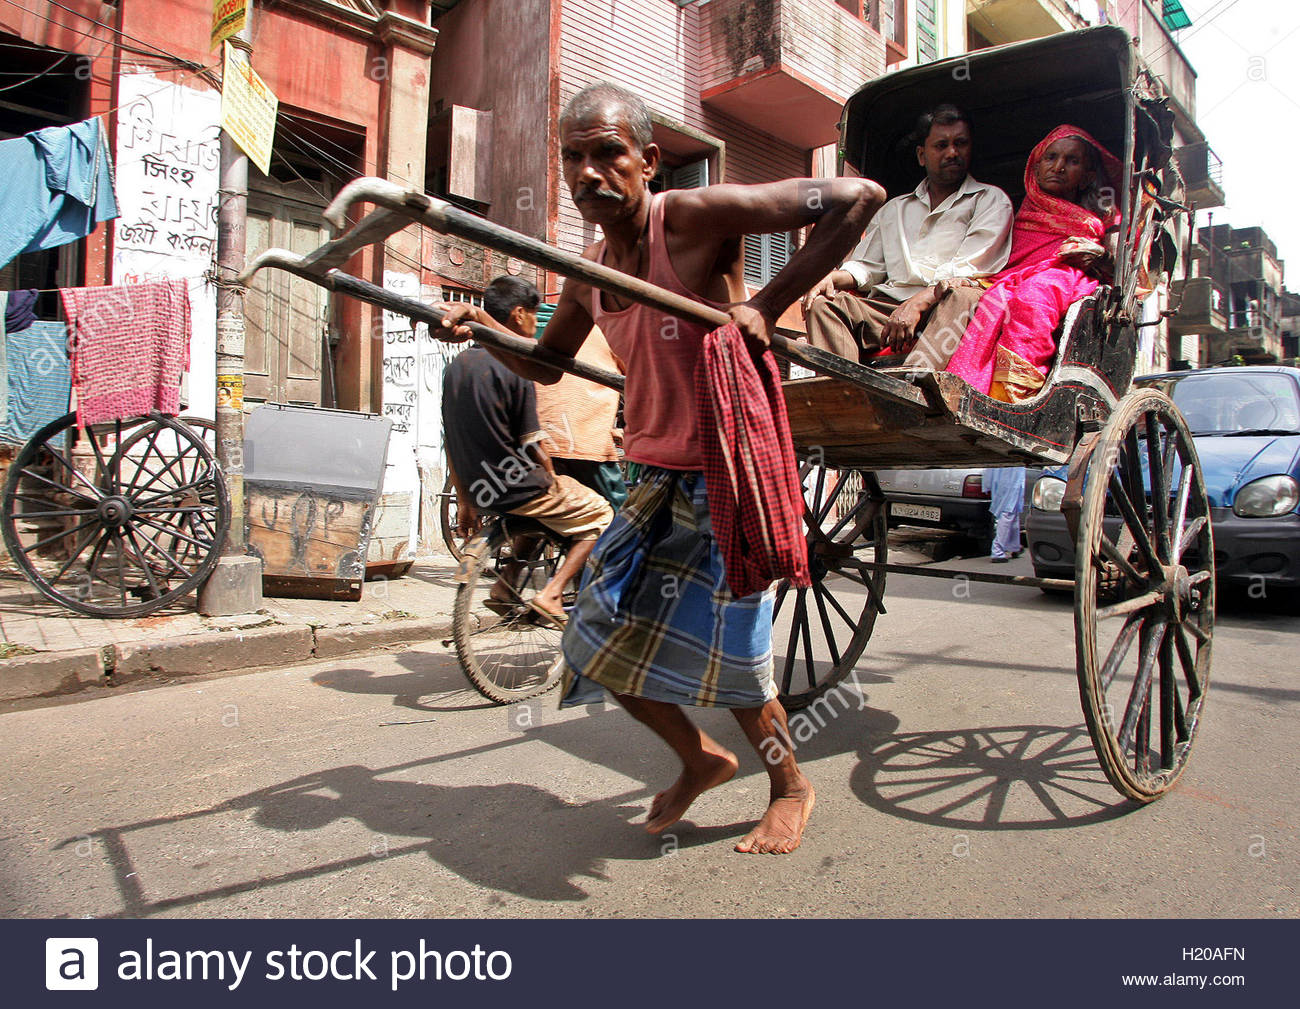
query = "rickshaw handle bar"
xmin=239 ymin=249 xmax=626 ymax=392
xmin=318 ymin=176 xmax=927 ymax=407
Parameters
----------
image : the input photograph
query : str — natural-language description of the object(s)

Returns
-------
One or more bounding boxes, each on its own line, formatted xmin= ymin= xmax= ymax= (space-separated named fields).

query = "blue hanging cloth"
xmin=0 ymin=117 xmax=120 ymax=270
xmin=2 ymin=321 xmax=72 ymax=446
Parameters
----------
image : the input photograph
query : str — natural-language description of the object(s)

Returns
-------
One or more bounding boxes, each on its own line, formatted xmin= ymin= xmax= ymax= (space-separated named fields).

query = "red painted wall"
xmin=118 ymin=0 xmax=382 ymax=134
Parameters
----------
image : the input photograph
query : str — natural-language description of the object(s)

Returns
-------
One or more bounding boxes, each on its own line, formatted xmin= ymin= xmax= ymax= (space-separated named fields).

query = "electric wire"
xmin=0 ymin=51 xmax=73 ymax=93
xmin=1143 ymin=0 xmax=1243 ymax=65
xmin=2 ymin=1 xmax=204 ymax=71
xmin=26 ymin=0 xmax=211 ymax=69
xmin=271 ymin=123 xmax=446 ymax=279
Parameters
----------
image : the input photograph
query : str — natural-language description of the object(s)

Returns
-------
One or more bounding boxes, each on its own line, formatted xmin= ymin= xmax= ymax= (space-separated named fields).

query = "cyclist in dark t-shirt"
xmin=441 ymin=279 xmax=612 ymax=618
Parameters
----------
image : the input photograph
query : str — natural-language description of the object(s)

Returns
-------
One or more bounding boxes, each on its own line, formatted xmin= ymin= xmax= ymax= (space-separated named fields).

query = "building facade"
xmin=7 ymin=0 xmax=1231 ymax=566
xmin=1 ymin=0 xmax=443 ymax=562
xmin=1282 ymin=289 xmax=1299 ymax=364
xmin=2 ymin=0 xmax=915 ymax=560
xmin=1191 ymin=224 xmax=1287 ymax=365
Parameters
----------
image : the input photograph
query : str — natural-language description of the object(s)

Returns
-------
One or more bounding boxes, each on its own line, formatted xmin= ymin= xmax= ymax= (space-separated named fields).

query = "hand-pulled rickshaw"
xmin=241 ymin=26 xmax=1211 ymax=803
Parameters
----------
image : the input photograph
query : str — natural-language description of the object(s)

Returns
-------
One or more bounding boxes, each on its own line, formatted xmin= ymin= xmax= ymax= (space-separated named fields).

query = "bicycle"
xmin=450 ymin=513 xmax=577 ymax=704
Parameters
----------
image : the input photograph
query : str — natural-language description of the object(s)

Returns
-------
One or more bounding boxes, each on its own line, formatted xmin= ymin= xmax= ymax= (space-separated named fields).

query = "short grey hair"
xmin=560 ymin=82 xmax=654 ymax=151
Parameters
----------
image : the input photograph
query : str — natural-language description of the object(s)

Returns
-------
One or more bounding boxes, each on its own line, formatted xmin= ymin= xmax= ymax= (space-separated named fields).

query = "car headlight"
xmin=1032 ymin=476 xmax=1067 ymax=511
xmin=1232 ymin=475 xmax=1300 ymax=518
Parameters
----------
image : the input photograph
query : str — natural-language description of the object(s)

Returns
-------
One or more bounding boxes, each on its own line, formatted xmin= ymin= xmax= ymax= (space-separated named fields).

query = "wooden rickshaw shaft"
xmin=238 ymin=250 xmax=626 ymax=392
xmin=313 ymin=177 xmax=928 ymax=409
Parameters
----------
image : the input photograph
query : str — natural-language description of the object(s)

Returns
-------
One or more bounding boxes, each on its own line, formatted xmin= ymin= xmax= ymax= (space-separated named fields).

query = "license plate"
xmin=891 ymin=503 xmax=942 ymax=522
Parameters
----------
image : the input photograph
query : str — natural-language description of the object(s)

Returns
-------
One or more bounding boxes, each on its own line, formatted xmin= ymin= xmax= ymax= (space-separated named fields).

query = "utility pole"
xmin=199 ymin=6 xmax=262 ymax=615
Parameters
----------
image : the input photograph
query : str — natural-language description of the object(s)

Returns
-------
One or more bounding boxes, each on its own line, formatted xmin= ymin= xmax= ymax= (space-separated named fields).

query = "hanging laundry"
xmin=0 ymin=289 xmax=39 ymax=421
xmin=0 ymin=117 xmax=120 ymax=270
xmin=60 ymin=281 xmax=190 ymax=428
xmin=696 ymin=322 xmax=811 ymax=600
xmin=2 ymin=320 xmax=72 ymax=446
xmin=4 ymin=289 xmax=39 ymax=335
xmin=0 ymin=293 xmax=6 ymax=425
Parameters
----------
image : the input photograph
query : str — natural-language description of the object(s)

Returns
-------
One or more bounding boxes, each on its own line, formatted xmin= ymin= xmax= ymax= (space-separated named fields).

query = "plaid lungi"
xmin=560 ymin=468 xmax=776 ymax=709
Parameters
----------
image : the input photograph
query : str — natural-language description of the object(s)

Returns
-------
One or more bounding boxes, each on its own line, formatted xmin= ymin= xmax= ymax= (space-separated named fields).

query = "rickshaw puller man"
xmin=437 ymin=83 xmax=884 ymax=855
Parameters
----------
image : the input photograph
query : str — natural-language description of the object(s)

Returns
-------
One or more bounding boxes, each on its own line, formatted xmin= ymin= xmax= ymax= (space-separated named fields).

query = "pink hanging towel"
xmin=61 ymin=280 xmax=190 ymax=427
xmin=696 ymin=322 xmax=811 ymax=600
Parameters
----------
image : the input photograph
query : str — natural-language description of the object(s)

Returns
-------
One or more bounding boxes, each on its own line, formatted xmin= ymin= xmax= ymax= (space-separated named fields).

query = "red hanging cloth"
xmin=61 ymin=280 xmax=190 ymax=427
xmin=696 ymin=322 xmax=810 ymax=600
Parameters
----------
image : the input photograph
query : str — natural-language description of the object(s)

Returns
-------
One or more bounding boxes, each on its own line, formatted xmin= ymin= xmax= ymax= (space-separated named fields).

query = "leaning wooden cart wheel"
xmin=1 ymin=412 xmax=231 ymax=618
xmin=775 ymin=464 xmax=888 ymax=711
xmin=1072 ymin=388 xmax=1214 ymax=801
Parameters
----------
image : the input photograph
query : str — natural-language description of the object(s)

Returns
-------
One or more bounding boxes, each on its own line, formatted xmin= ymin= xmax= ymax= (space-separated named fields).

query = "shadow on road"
xmin=849 ymin=724 xmax=1138 ymax=830
xmin=60 ymin=704 xmax=756 ymax=916
xmin=67 ymin=662 xmax=1153 ymax=916
xmin=718 ymin=693 xmax=1135 ymax=832
xmin=313 ymin=648 xmax=507 ymax=712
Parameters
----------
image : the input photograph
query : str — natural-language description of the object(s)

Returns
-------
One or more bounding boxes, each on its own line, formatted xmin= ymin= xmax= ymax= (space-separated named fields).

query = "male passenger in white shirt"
xmin=801 ymin=104 xmax=1013 ymax=370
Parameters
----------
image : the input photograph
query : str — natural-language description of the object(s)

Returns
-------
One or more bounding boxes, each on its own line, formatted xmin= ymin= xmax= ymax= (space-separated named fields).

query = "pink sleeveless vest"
xmin=590 ymin=193 xmax=730 ymax=471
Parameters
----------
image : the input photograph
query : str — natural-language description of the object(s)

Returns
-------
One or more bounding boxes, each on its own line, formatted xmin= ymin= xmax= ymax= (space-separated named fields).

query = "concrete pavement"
xmin=0 ymin=557 xmax=461 ymax=704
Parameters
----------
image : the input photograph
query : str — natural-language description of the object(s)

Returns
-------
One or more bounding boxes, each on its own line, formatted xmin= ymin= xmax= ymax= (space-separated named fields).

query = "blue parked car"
xmin=1027 ymin=366 xmax=1300 ymax=590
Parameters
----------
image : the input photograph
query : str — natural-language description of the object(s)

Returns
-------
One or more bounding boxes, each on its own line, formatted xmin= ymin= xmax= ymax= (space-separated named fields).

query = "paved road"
xmin=2 ymin=556 xmax=1296 ymax=918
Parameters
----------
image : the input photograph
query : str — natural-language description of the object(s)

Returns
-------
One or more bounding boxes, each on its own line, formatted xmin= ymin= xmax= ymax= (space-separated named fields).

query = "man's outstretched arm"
xmin=669 ymin=177 xmax=885 ymax=347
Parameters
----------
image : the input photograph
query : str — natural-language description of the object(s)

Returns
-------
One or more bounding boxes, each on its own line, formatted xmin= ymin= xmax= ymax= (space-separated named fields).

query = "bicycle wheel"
xmin=452 ymin=525 xmax=570 ymax=704
xmin=439 ymin=470 xmax=469 ymax=561
xmin=1 ymin=412 xmax=230 ymax=617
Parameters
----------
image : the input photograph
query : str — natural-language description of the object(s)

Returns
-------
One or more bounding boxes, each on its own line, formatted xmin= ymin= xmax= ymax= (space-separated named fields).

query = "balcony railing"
xmin=1174 ymin=141 xmax=1224 ymax=210
xmin=1168 ymin=277 xmax=1227 ymax=336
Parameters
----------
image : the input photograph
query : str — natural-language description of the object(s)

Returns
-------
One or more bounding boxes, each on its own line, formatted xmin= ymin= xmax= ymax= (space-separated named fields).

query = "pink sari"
xmin=945 ymin=125 xmax=1122 ymax=400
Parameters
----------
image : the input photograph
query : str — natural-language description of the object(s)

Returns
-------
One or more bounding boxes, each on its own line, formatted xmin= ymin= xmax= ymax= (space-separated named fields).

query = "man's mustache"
xmin=575 ymin=187 xmax=624 ymax=204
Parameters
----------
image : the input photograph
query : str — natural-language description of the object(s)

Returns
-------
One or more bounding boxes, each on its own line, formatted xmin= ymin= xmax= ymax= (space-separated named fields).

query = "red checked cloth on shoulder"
xmin=60 ymin=280 xmax=190 ymax=427
xmin=696 ymin=322 xmax=810 ymax=599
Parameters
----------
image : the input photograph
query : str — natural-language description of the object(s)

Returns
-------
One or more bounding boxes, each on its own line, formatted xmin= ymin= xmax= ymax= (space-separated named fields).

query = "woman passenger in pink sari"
xmin=945 ymin=124 xmax=1122 ymax=402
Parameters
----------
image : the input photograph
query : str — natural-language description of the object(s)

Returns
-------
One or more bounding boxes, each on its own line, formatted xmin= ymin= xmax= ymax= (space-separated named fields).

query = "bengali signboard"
xmin=113 ymin=73 xmax=222 ymax=419
xmin=220 ymin=41 xmax=277 ymax=176
xmin=211 ymin=0 xmax=247 ymax=51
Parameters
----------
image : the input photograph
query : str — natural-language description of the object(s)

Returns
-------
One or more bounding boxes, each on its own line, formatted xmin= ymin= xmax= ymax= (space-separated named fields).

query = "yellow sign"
xmin=221 ymin=42 xmax=277 ymax=177
xmin=211 ymin=0 xmax=247 ymax=51
xmin=216 ymin=374 xmax=244 ymax=411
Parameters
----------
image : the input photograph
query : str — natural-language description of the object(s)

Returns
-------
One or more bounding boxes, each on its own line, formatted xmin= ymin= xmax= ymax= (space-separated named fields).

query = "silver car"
xmin=877 ymin=467 xmax=1038 ymax=552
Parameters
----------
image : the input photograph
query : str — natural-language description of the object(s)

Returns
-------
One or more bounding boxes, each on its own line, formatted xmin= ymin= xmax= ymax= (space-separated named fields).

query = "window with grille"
xmin=873 ymin=0 xmax=907 ymax=50
xmin=743 ymin=232 xmax=792 ymax=290
xmin=442 ymin=287 xmax=483 ymax=307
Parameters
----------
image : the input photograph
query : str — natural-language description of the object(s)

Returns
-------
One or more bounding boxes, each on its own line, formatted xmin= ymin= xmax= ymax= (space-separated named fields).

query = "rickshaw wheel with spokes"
xmin=776 ymin=465 xmax=888 ymax=711
xmin=1 ymin=412 xmax=230 ymax=618
xmin=1073 ymin=389 xmax=1215 ymax=801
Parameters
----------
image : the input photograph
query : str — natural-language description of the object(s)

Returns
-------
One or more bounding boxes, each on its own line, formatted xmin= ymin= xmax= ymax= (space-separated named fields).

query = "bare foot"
xmin=734 ymin=779 xmax=815 ymax=854
xmin=644 ymin=747 xmax=739 ymax=834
